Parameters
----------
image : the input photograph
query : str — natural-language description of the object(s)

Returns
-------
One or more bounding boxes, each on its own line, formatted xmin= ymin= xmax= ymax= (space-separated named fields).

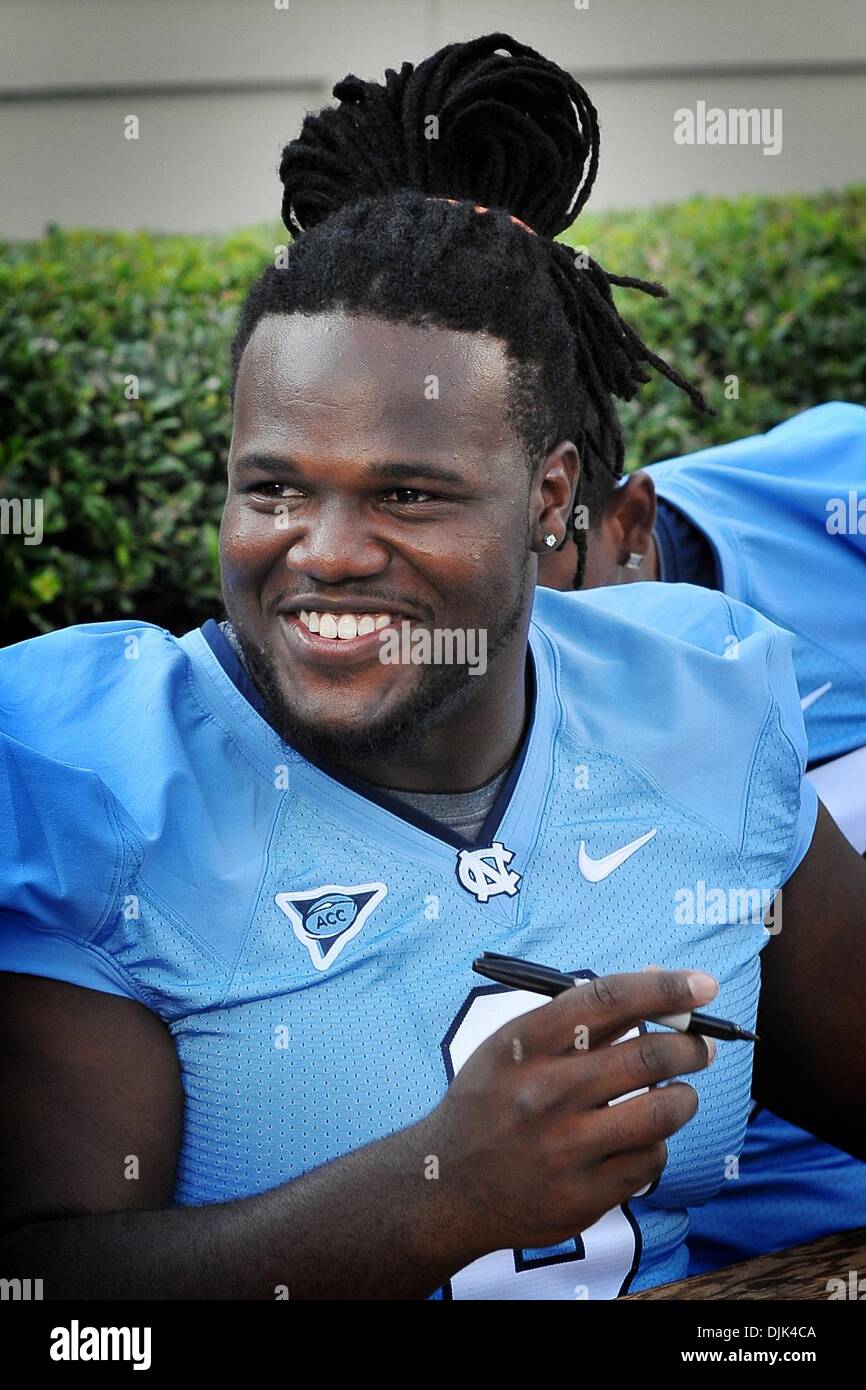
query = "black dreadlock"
xmin=230 ymin=32 xmax=714 ymax=588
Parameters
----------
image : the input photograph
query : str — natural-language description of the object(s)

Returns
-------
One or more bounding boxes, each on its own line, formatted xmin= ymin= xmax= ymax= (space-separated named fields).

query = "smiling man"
xmin=2 ymin=34 xmax=866 ymax=1302
xmin=220 ymin=311 xmax=536 ymax=788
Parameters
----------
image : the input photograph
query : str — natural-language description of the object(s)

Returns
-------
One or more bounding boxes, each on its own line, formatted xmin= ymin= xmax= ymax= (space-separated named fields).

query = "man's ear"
xmin=604 ymin=470 xmax=657 ymax=562
xmin=534 ymin=440 xmax=580 ymax=552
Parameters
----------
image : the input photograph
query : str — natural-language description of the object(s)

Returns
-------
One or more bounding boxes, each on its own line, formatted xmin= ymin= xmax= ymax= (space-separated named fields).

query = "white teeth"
xmin=296 ymin=610 xmax=395 ymax=639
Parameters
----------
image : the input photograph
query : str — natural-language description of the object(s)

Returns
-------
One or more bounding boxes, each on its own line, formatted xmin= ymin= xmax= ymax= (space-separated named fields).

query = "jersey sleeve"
xmin=0 ymin=730 xmax=144 ymax=1001
xmin=738 ymin=596 xmax=819 ymax=882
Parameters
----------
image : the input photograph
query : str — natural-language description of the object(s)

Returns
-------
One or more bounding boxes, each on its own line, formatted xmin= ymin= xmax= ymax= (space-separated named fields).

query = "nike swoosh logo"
xmin=578 ymin=829 xmax=658 ymax=882
xmin=800 ymin=681 xmax=832 ymax=712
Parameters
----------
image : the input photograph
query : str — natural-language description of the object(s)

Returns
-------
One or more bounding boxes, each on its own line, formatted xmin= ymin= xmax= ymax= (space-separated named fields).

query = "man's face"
xmin=220 ymin=311 xmax=538 ymax=764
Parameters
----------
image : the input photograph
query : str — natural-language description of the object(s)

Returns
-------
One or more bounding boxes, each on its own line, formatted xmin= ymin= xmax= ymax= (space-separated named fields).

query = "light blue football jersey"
xmin=645 ymin=401 xmax=866 ymax=1273
xmin=0 ymin=585 xmax=816 ymax=1298
xmin=650 ymin=401 xmax=866 ymax=769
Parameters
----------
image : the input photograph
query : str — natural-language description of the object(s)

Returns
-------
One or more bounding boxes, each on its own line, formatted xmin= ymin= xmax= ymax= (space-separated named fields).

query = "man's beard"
xmin=224 ymin=570 xmax=531 ymax=770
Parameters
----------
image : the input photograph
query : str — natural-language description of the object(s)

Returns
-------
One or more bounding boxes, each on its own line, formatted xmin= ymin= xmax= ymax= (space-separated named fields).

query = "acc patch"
xmin=275 ymin=882 xmax=387 ymax=971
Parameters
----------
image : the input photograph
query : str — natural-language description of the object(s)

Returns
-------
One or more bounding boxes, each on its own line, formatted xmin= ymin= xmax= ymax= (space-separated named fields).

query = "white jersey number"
xmin=437 ymin=979 xmax=644 ymax=1300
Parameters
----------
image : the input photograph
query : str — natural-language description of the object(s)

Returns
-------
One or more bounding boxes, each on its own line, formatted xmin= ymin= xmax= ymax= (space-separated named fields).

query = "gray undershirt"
xmin=220 ymin=620 xmax=510 ymax=840
xmin=383 ymin=766 xmax=510 ymax=841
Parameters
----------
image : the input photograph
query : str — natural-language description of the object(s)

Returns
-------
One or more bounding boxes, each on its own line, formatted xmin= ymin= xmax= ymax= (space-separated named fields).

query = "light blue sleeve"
xmin=0 ymin=730 xmax=144 ymax=1002
xmin=723 ymin=590 xmax=818 ymax=883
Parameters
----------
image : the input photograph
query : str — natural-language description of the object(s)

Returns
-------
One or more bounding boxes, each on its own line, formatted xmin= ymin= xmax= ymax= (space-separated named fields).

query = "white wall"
xmin=1 ymin=0 xmax=864 ymax=237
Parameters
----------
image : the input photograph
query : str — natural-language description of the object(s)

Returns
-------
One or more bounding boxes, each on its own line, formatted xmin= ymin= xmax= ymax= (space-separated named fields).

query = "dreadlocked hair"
xmin=231 ymin=31 xmax=715 ymax=588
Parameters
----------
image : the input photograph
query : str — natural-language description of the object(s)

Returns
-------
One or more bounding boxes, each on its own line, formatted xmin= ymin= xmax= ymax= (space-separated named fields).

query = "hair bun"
xmin=280 ymin=32 xmax=599 ymax=239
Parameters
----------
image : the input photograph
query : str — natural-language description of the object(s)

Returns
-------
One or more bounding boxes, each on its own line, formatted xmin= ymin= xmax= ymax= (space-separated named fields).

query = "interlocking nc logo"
xmin=456 ymin=843 xmax=521 ymax=903
xmin=275 ymin=882 xmax=387 ymax=970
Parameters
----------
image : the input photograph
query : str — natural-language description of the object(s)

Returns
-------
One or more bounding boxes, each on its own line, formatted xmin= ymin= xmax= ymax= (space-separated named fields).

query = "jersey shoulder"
xmin=0 ymin=722 xmax=144 ymax=997
xmin=649 ymin=400 xmax=866 ymax=497
xmin=0 ymin=619 xmax=185 ymax=759
xmin=534 ymin=577 xmax=797 ymax=672
xmin=647 ymin=401 xmax=866 ymax=587
xmin=646 ymin=403 xmax=866 ymax=762
xmin=0 ymin=621 xmax=286 ymax=1013
xmin=0 ymin=622 xmax=195 ymax=1003
xmin=532 ymin=583 xmax=816 ymax=877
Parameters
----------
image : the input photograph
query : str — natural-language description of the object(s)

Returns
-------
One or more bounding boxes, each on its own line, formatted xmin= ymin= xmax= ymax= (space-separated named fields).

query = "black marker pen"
xmin=473 ymin=952 xmax=758 ymax=1042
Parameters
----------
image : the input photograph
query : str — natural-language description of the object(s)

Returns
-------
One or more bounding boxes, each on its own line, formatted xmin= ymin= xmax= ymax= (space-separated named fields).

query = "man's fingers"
xmin=518 ymin=1028 xmax=713 ymax=1116
xmin=592 ymin=1080 xmax=700 ymax=1159
xmin=599 ymin=1140 xmax=670 ymax=1206
xmin=507 ymin=969 xmax=718 ymax=1057
xmin=571 ymin=1028 xmax=715 ymax=1108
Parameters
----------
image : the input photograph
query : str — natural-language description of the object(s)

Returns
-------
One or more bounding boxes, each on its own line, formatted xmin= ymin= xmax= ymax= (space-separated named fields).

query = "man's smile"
xmin=275 ymin=593 xmax=430 ymax=669
xmin=278 ymin=609 xmax=416 ymax=667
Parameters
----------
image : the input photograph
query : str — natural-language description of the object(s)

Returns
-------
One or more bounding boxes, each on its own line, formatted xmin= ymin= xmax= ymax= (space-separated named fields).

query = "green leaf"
xmin=29 ymin=567 xmax=62 ymax=603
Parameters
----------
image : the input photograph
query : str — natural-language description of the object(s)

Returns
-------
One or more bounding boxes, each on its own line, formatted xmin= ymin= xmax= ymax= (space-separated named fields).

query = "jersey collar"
xmin=183 ymin=618 xmax=560 ymax=860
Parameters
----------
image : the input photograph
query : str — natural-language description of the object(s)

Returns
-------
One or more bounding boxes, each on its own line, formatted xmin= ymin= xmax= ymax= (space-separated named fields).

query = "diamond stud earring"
xmin=623 ymin=551 xmax=644 ymax=569
xmin=543 ymin=533 xmax=558 ymax=548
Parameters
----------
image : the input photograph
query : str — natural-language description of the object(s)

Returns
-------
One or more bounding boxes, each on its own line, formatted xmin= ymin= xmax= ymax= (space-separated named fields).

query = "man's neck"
xmin=338 ymin=652 xmax=532 ymax=793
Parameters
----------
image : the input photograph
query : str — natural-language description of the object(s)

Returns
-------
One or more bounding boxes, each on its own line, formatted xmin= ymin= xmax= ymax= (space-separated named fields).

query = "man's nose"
xmin=283 ymin=500 xmax=389 ymax=583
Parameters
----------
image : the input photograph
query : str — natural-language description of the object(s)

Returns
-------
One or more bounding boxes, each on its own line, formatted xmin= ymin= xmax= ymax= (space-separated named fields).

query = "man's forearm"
xmin=0 ymin=1114 xmax=479 ymax=1299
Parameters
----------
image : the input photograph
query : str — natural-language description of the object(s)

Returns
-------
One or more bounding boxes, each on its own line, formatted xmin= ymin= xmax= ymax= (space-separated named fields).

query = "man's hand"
xmin=426 ymin=968 xmax=718 ymax=1258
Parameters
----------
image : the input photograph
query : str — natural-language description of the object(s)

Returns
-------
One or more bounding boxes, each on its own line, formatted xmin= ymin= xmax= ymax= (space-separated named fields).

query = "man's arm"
xmin=0 ymin=973 xmax=473 ymax=1299
xmin=0 ymin=967 xmax=717 ymax=1299
xmin=755 ymin=800 xmax=866 ymax=1159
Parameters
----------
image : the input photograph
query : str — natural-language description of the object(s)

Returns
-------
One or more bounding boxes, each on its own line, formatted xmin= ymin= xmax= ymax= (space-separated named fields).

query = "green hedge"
xmin=2 ymin=185 xmax=865 ymax=643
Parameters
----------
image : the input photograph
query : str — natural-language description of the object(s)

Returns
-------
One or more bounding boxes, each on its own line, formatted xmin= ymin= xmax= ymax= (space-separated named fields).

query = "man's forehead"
xmin=234 ymin=310 xmax=519 ymax=458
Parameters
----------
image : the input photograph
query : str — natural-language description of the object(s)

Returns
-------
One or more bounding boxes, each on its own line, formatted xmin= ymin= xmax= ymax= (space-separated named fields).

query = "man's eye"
xmin=247 ymin=482 xmax=303 ymax=499
xmin=384 ymin=488 xmax=435 ymax=504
